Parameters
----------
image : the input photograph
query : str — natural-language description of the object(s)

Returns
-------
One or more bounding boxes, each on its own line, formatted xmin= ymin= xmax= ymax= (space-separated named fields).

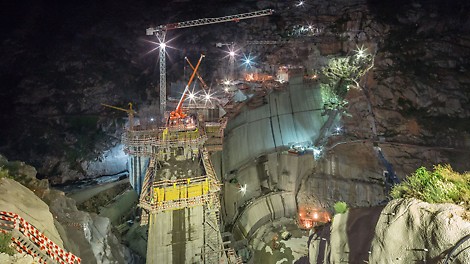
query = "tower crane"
xmin=146 ymin=9 xmax=274 ymax=114
xmin=102 ymin=103 xmax=136 ymax=130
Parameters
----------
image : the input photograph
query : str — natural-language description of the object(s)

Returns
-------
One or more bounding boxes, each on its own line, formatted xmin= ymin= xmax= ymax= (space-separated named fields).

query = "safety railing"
xmin=122 ymin=131 xmax=207 ymax=156
xmin=0 ymin=211 xmax=81 ymax=264
xmin=138 ymin=149 xmax=221 ymax=213
xmin=140 ymin=192 xmax=219 ymax=213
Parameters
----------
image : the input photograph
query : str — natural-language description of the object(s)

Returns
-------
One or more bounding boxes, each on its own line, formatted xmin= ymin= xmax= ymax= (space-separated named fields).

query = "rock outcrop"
xmin=308 ymin=198 xmax=470 ymax=263
xmin=0 ymin=155 xmax=132 ymax=263
xmin=0 ymin=178 xmax=64 ymax=247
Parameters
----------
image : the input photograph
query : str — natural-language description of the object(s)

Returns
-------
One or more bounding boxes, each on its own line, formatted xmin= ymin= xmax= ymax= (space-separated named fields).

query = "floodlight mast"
xmin=146 ymin=9 xmax=274 ymax=114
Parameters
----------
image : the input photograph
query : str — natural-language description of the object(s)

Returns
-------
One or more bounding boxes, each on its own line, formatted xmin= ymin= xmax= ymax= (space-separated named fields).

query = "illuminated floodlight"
xmin=239 ymin=184 xmax=247 ymax=196
xmin=304 ymin=221 xmax=312 ymax=229
xmin=187 ymin=88 xmax=199 ymax=104
xmin=335 ymin=126 xmax=342 ymax=133
xmin=222 ymin=45 xmax=240 ymax=60
xmin=223 ymin=79 xmax=232 ymax=85
xmin=188 ymin=91 xmax=196 ymax=101
xmin=355 ymin=45 xmax=367 ymax=59
xmin=202 ymin=90 xmax=215 ymax=106
xmin=313 ymin=212 xmax=319 ymax=220
xmin=150 ymin=118 xmax=155 ymax=122
xmin=241 ymin=53 xmax=255 ymax=68
xmin=313 ymin=147 xmax=322 ymax=160
xmin=296 ymin=0 xmax=305 ymax=7
xmin=143 ymin=36 xmax=177 ymax=57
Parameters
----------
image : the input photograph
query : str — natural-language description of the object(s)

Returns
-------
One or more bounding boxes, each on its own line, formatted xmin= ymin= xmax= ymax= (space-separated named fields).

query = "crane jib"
xmin=161 ymin=9 xmax=274 ymax=31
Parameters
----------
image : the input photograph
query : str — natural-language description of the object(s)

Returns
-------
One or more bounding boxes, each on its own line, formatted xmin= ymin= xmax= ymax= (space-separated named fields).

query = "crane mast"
xmin=146 ymin=9 xmax=274 ymax=114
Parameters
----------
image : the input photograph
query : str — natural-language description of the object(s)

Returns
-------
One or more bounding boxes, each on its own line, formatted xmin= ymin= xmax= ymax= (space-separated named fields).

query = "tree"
xmin=320 ymin=45 xmax=374 ymax=111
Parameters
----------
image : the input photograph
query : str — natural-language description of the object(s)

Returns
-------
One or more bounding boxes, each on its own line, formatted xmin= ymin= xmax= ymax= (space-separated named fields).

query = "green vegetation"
xmin=391 ymin=165 xmax=470 ymax=209
xmin=319 ymin=46 xmax=374 ymax=112
xmin=333 ymin=201 xmax=348 ymax=214
xmin=0 ymin=232 xmax=15 ymax=255
xmin=0 ymin=166 xmax=12 ymax=179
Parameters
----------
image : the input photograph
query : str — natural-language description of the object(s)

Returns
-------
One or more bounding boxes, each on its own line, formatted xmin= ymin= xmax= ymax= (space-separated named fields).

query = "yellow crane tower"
xmin=102 ymin=103 xmax=137 ymax=130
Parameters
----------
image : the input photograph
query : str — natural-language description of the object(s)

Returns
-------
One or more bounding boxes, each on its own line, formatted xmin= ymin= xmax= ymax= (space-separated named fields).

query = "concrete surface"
xmin=147 ymin=206 xmax=205 ymax=264
xmin=222 ymin=77 xmax=325 ymax=174
xmin=232 ymin=192 xmax=296 ymax=241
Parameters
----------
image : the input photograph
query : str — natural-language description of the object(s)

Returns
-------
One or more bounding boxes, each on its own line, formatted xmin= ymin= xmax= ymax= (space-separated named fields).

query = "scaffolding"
xmin=126 ymin=111 xmax=227 ymax=263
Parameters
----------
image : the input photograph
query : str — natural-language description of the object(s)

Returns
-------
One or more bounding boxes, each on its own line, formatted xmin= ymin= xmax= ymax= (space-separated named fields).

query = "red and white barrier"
xmin=0 ymin=211 xmax=81 ymax=264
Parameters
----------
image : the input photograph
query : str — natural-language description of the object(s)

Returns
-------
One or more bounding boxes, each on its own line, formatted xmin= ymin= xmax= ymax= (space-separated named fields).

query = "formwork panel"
xmin=165 ymin=187 xmax=180 ymax=201
xmin=187 ymin=185 xmax=202 ymax=198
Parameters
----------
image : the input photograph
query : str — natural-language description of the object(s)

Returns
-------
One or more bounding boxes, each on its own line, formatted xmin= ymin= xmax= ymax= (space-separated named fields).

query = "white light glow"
xmin=239 ymin=184 xmax=247 ymax=196
xmin=159 ymin=42 xmax=166 ymax=49
xmin=150 ymin=118 xmax=155 ymax=122
xmin=313 ymin=212 xmax=319 ymax=219
xmin=188 ymin=89 xmax=198 ymax=104
xmin=242 ymin=53 xmax=255 ymax=68
xmin=355 ymin=45 xmax=367 ymax=59
xmin=296 ymin=1 xmax=305 ymax=7
xmin=202 ymin=90 xmax=215 ymax=106
xmin=229 ymin=51 xmax=235 ymax=57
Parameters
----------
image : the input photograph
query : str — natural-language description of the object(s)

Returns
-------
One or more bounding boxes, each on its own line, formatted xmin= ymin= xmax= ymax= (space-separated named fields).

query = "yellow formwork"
xmin=187 ymin=184 xmax=202 ymax=198
xmin=205 ymin=125 xmax=220 ymax=133
xmin=153 ymin=178 xmax=211 ymax=203
xmin=180 ymin=186 xmax=187 ymax=199
xmin=154 ymin=188 xmax=165 ymax=203
xmin=162 ymin=128 xmax=199 ymax=141
xmin=165 ymin=186 xmax=180 ymax=201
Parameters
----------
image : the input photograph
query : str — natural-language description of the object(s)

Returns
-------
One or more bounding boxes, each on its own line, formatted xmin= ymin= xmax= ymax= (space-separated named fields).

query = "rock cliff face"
xmin=343 ymin=0 xmax=470 ymax=175
xmin=1 ymin=0 xmax=469 ymax=182
xmin=308 ymin=199 xmax=470 ymax=263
